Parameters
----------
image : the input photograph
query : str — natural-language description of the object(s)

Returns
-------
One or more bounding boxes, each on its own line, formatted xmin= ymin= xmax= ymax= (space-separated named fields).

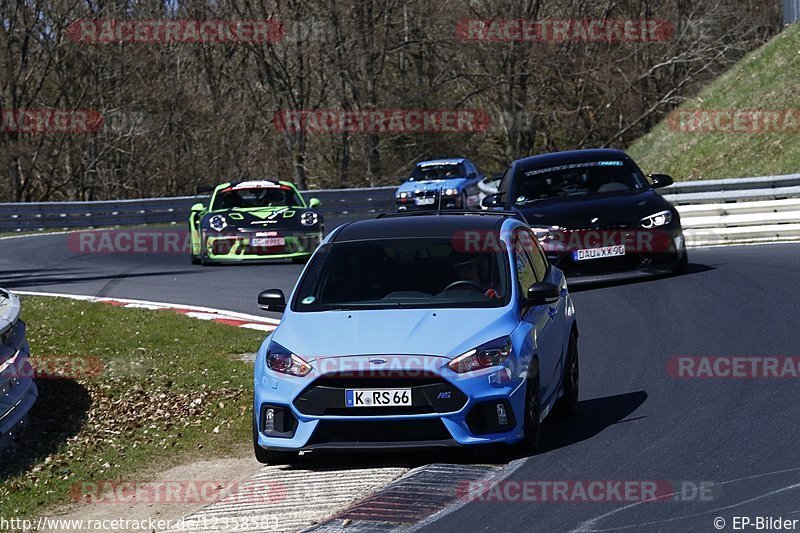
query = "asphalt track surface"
xmin=2 ymin=229 xmax=799 ymax=533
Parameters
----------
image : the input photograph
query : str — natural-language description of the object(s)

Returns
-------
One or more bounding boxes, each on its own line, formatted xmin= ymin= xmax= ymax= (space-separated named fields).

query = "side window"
xmin=513 ymin=231 xmax=537 ymax=298
xmin=527 ymin=233 xmax=549 ymax=281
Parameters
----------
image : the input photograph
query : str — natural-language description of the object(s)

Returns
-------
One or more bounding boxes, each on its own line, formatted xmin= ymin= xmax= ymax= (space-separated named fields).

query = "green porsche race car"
xmin=190 ymin=180 xmax=323 ymax=265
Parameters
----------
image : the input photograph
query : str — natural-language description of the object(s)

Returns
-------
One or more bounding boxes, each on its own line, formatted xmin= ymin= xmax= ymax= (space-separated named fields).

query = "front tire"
xmin=519 ymin=359 xmax=542 ymax=453
xmin=673 ymin=244 xmax=689 ymax=275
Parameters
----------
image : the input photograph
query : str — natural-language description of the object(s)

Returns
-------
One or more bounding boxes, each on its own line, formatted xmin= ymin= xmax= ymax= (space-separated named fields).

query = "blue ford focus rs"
xmin=253 ymin=211 xmax=579 ymax=464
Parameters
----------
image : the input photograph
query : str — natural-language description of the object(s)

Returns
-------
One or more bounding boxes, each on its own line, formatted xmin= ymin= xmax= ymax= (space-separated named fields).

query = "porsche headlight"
xmin=447 ymin=337 xmax=512 ymax=374
xmin=301 ymin=211 xmax=319 ymax=226
xmin=209 ymin=214 xmax=227 ymax=232
xmin=265 ymin=341 xmax=312 ymax=377
xmin=640 ymin=210 xmax=673 ymax=229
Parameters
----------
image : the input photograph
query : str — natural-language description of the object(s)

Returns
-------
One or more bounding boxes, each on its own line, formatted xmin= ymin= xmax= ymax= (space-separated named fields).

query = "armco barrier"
xmin=1 ymin=175 xmax=799 ymax=246
xmin=0 ymin=288 xmax=37 ymax=450
xmin=0 ymin=187 xmax=396 ymax=232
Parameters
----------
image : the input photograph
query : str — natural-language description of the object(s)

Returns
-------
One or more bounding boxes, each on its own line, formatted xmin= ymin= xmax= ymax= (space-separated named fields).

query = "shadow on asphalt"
xmin=536 ymin=390 xmax=648 ymax=454
xmin=282 ymin=390 xmax=648 ymax=471
xmin=0 ymin=269 xmax=193 ymax=289
xmin=568 ymin=262 xmax=715 ymax=293
xmin=0 ymin=378 xmax=91 ymax=478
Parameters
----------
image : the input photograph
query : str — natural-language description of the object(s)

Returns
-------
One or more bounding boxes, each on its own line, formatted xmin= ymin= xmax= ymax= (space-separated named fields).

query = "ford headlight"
xmin=448 ymin=337 xmax=512 ymax=374
xmin=640 ymin=210 xmax=672 ymax=229
xmin=209 ymin=214 xmax=227 ymax=232
xmin=265 ymin=341 xmax=312 ymax=377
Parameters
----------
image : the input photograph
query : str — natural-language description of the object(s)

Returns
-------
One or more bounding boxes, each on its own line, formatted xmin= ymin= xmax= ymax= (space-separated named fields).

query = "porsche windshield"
xmin=212 ymin=185 xmax=303 ymax=210
xmin=409 ymin=163 xmax=465 ymax=182
xmin=511 ymin=160 xmax=649 ymax=205
xmin=293 ymin=238 xmax=509 ymax=311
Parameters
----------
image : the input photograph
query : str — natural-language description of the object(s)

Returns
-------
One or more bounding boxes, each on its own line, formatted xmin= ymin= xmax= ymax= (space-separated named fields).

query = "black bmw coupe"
xmin=482 ymin=149 xmax=688 ymax=282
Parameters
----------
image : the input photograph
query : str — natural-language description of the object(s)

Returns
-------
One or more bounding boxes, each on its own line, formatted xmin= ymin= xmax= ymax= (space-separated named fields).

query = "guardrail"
xmin=1 ymin=175 xmax=799 ymax=247
xmin=0 ymin=288 xmax=37 ymax=450
xmin=0 ymin=187 xmax=396 ymax=232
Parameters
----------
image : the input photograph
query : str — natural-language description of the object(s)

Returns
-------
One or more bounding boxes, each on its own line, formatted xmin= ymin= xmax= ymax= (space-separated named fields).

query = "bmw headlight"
xmin=397 ymin=191 xmax=409 ymax=199
xmin=448 ymin=337 xmax=512 ymax=374
xmin=640 ymin=210 xmax=673 ymax=229
xmin=443 ymin=188 xmax=459 ymax=196
xmin=209 ymin=214 xmax=227 ymax=232
xmin=301 ymin=211 xmax=319 ymax=226
xmin=265 ymin=341 xmax=312 ymax=377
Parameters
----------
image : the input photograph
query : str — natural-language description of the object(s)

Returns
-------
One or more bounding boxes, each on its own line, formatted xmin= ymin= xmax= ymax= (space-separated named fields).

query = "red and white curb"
xmin=11 ymin=290 xmax=279 ymax=332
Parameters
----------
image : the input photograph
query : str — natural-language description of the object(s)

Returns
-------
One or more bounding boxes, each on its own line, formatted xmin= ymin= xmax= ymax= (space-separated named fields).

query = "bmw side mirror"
xmin=526 ymin=282 xmax=560 ymax=306
xmin=191 ymin=202 xmax=205 ymax=212
xmin=258 ymin=289 xmax=286 ymax=313
xmin=308 ymin=198 xmax=321 ymax=208
xmin=481 ymin=193 xmax=502 ymax=208
xmin=468 ymin=172 xmax=477 ymax=179
xmin=649 ymin=174 xmax=674 ymax=189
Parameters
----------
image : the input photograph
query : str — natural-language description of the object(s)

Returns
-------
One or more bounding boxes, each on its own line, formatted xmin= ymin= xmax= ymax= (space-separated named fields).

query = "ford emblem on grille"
xmin=369 ymin=359 xmax=387 ymax=365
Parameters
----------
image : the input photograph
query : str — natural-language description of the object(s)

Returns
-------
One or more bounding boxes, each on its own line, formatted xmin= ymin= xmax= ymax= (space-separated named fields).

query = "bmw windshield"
xmin=511 ymin=160 xmax=649 ymax=205
xmin=293 ymin=237 xmax=510 ymax=311
xmin=408 ymin=163 xmax=466 ymax=182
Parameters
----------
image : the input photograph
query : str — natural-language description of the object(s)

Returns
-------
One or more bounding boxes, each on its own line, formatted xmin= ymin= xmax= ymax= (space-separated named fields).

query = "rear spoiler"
xmin=195 ymin=185 xmax=214 ymax=195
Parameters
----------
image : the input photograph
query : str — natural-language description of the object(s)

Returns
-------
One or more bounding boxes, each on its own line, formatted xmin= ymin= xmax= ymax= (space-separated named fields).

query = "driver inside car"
xmin=452 ymin=256 xmax=502 ymax=300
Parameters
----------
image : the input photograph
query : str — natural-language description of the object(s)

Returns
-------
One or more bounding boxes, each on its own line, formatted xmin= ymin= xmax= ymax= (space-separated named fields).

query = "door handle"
xmin=548 ymin=307 xmax=558 ymax=320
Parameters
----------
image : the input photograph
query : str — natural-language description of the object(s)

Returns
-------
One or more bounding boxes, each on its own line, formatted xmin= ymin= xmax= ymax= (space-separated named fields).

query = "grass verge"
xmin=629 ymin=24 xmax=800 ymax=180
xmin=0 ymin=296 xmax=265 ymax=518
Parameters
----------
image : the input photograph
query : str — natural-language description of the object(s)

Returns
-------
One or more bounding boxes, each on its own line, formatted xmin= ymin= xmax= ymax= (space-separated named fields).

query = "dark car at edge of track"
xmin=482 ymin=148 xmax=688 ymax=283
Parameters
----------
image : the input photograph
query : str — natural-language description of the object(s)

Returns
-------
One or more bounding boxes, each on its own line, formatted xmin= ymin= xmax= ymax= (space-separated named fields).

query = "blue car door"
xmin=513 ymin=228 xmax=566 ymax=408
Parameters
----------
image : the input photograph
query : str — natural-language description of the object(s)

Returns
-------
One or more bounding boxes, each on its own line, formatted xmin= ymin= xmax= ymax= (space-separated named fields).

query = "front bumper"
xmin=396 ymin=194 xmax=462 ymax=211
xmin=254 ymin=354 xmax=527 ymax=451
xmin=543 ymin=227 xmax=685 ymax=282
xmin=202 ymin=231 xmax=322 ymax=262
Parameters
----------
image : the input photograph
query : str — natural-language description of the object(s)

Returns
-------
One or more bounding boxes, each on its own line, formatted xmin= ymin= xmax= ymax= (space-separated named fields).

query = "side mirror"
xmin=258 ymin=289 xmax=286 ymax=313
xmin=308 ymin=198 xmax=321 ymax=208
xmin=526 ymin=282 xmax=560 ymax=306
xmin=481 ymin=193 xmax=502 ymax=208
xmin=191 ymin=202 xmax=205 ymax=212
xmin=468 ymin=172 xmax=477 ymax=179
xmin=649 ymin=174 xmax=674 ymax=189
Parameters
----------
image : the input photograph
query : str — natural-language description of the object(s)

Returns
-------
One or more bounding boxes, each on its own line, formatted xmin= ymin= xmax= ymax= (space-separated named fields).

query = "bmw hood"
xmin=516 ymin=190 xmax=672 ymax=229
xmin=397 ymin=178 xmax=466 ymax=194
xmin=273 ymin=307 xmax=515 ymax=360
